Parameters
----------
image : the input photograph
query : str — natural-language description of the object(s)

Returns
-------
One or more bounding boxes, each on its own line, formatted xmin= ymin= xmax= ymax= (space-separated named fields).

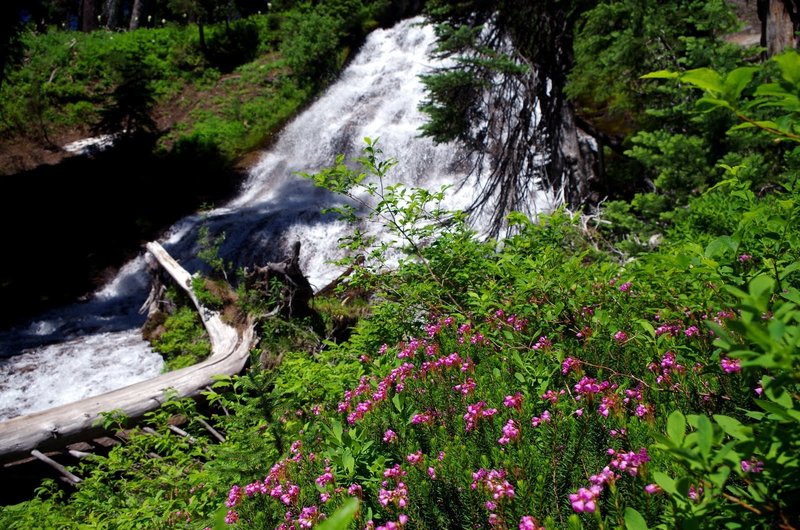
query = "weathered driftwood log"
xmin=0 ymin=241 xmax=255 ymax=464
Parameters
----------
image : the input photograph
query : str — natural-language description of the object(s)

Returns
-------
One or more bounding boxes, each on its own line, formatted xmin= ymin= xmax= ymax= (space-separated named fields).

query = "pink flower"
xmin=411 ymin=412 xmax=433 ymax=425
xmin=531 ymin=410 xmax=551 ymax=427
xmin=720 ymin=357 xmax=741 ymax=373
xmin=741 ymin=458 xmax=764 ymax=473
xmin=569 ymin=486 xmax=601 ymax=513
xmin=348 ymin=483 xmax=363 ymax=497
xmin=738 ymin=253 xmax=752 ymax=263
xmin=383 ymin=429 xmax=397 ymax=443
xmin=532 ymin=336 xmax=552 ymax=350
xmin=684 ymin=325 xmax=700 ymax=337
xmin=619 ymin=282 xmax=632 ymax=293
xmin=614 ymin=330 xmax=628 ymax=342
xmin=454 ymin=378 xmax=477 ymax=395
xmin=519 ymin=515 xmax=544 ymax=530
xmin=561 ymin=357 xmax=580 ymax=374
xmin=406 ymin=451 xmax=423 ymax=465
xmin=645 ymin=483 xmax=662 ymax=494
xmin=498 ymin=419 xmax=520 ymax=445
xmin=427 ymin=466 xmax=437 ymax=479
xmin=224 ymin=510 xmax=239 ymax=524
xmin=315 ymin=466 xmax=334 ymax=487
xmin=503 ymin=392 xmax=524 ymax=410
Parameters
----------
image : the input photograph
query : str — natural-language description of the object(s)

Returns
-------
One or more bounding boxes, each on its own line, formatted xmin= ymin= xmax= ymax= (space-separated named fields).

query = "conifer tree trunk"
xmin=105 ymin=0 xmax=122 ymax=28
xmin=81 ymin=0 xmax=99 ymax=31
xmin=758 ymin=0 xmax=800 ymax=55
xmin=129 ymin=0 xmax=146 ymax=30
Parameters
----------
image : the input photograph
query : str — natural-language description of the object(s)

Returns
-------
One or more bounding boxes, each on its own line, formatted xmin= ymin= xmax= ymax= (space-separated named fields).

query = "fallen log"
xmin=0 ymin=241 xmax=255 ymax=464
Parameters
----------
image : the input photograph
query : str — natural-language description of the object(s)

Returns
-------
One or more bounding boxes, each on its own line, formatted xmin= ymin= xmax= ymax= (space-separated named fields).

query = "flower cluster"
xmin=464 ymin=401 xmax=498 ymax=432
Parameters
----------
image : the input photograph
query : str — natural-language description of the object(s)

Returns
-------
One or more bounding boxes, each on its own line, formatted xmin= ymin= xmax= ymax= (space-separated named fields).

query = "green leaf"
xmin=638 ymin=319 xmax=656 ymax=339
xmin=342 ymin=451 xmax=355 ymax=474
xmin=392 ymin=393 xmax=403 ymax=413
xmin=695 ymin=415 xmax=714 ymax=458
xmin=775 ymin=50 xmax=800 ymax=86
xmin=641 ymin=70 xmax=680 ymax=79
xmin=667 ymin=410 xmax=686 ymax=446
xmin=704 ymin=236 xmax=736 ymax=259
xmin=713 ymin=415 xmax=750 ymax=440
xmin=316 ymin=498 xmax=360 ymax=530
xmin=681 ymin=68 xmax=724 ymax=95
xmin=331 ymin=420 xmax=343 ymax=444
xmin=653 ymin=471 xmax=677 ymax=495
xmin=724 ymin=66 xmax=758 ymax=100
xmin=624 ymin=507 xmax=649 ymax=530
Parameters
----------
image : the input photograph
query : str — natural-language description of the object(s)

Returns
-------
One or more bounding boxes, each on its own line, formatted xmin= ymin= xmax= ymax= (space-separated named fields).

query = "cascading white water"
xmin=0 ymin=16 xmax=554 ymax=422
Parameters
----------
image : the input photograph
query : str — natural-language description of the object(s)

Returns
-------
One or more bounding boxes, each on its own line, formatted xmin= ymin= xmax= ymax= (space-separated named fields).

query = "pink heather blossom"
xmin=574 ymin=376 xmax=609 ymax=395
xmin=645 ymin=483 xmax=662 ymax=494
xmin=590 ymin=466 xmax=617 ymax=487
xmin=614 ymin=330 xmax=628 ymax=342
xmin=721 ymin=357 xmax=741 ymax=373
xmin=608 ymin=448 xmax=650 ymax=476
xmin=542 ymin=389 xmax=564 ymax=404
xmin=655 ymin=323 xmax=681 ymax=337
xmin=224 ymin=510 xmax=239 ymax=524
xmin=531 ymin=410 xmax=551 ymax=427
xmin=503 ymin=392 xmax=524 ymax=410
xmin=297 ymin=506 xmax=320 ymax=529
xmin=598 ymin=395 xmax=616 ymax=417
xmin=383 ymin=429 xmax=398 ymax=443
xmin=406 ymin=451 xmax=423 ymax=465
xmin=519 ymin=515 xmax=544 ymax=530
xmin=320 ymin=492 xmax=330 ymax=503
xmin=411 ymin=412 xmax=433 ymax=425
xmin=688 ymin=484 xmax=703 ymax=501
xmin=427 ymin=466 xmax=437 ymax=479
xmin=471 ymin=468 xmax=516 ymax=501
xmin=315 ymin=466 xmax=334 ymax=488
xmin=464 ymin=401 xmax=498 ymax=432
xmin=348 ymin=483 xmax=363 ymax=497
xmin=569 ymin=486 xmax=601 ymax=513
xmin=741 ymin=459 xmax=764 ymax=473
xmin=498 ymin=419 xmax=520 ymax=445
xmin=226 ymin=485 xmax=242 ymax=507
xmin=438 ymin=451 xmax=446 ymax=461
xmin=486 ymin=501 xmax=497 ymax=511
xmin=378 ymin=482 xmax=409 ymax=508
xmin=383 ymin=464 xmax=407 ymax=480
xmin=755 ymin=385 xmax=763 ymax=396
xmin=454 ymin=378 xmax=477 ymax=395
xmin=684 ymin=325 xmax=700 ymax=337
xmin=619 ymin=281 xmax=632 ymax=292
xmin=739 ymin=253 xmax=752 ymax=263
xmin=574 ymin=408 xmax=584 ymax=417
xmin=562 ymin=357 xmax=580 ymax=374
xmin=532 ymin=336 xmax=552 ymax=350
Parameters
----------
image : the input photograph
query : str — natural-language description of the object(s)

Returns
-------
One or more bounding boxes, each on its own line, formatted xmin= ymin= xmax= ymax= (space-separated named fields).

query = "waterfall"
xmin=0 ymin=16 xmax=554 ymax=422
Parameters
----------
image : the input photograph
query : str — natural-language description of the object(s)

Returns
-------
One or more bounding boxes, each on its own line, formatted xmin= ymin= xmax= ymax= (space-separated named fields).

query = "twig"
xmin=30 ymin=450 xmax=82 ymax=485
